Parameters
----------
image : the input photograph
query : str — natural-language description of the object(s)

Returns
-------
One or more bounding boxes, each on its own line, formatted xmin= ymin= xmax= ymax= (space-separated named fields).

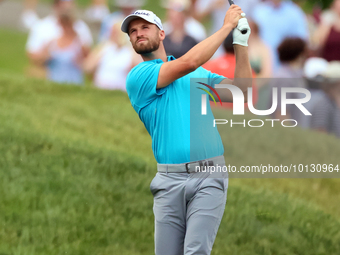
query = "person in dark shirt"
xmin=311 ymin=62 xmax=340 ymax=137
xmin=270 ymin=37 xmax=309 ymax=128
xmin=163 ymin=2 xmax=197 ymax=58
xmin=314 ymin=0 xmax=340 ymax=61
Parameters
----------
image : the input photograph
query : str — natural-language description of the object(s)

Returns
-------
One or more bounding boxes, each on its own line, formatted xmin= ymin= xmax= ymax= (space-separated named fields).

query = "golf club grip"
xmin=227 ymin=0 xmax=248 ymax=34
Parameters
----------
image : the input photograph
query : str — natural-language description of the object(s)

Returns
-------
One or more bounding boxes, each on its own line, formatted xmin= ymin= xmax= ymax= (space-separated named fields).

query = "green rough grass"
xmin=0 ymin=73 xmax=339 ymax=254
xmin=0 ymin=29 xmax=28 ymax=75
xmin=214 ymin=110 xmax=340 ymax=218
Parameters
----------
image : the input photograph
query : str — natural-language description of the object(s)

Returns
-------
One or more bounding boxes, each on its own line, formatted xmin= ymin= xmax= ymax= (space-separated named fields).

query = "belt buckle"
xmin=185 ymin=163 xmax=190 ymax=173
xmin=186 ymin=160 xmax=214 ymax=174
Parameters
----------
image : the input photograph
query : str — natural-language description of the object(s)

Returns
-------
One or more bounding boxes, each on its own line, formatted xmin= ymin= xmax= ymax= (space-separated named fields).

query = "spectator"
xmin=248 ymin=20 xmax=273 ymax=110
xmin=84 ymin=0 xmax=110 ymax=41
xmin=84 ymin=21 xmax=140 ymax=90
xmin=38 ymin=10 xmax=87 ymax=85
xmin=98 ymin=0 xmax=144 ymax=42
xmin=313 ymin=0 xmax=340 ymax=61
xmin=303 ymin=57 xmax=329 ymax=116
xmin=270 ymin=37 xmax=309 ymax=128
xmin=193 ymin=0 xmax=228 ymax=57
xmin=304 ymin=57 xmax=328 ymax=88
xmin=194 ymin=0 xmax=260 ymax=34
xmin=235 ymin=0 xmax=261 ymax=18
xmin=21 ymin=0 xmax=39 ymax=30
xmin=162 ymin=0 xmax=206 ymax=42
xmin=248 ymin=20 xmax=272 ymax=78
xmin=193 ymin=0 xmax=260 ymax=56
xmin=252 ymin=0 xmax=309 ymax=70
xmin=163 ymin=2 xmax=198 ymax=59
xmin=85 ymin=0 xmax=110 ymax=23
xmin=203 ymin=33 xmax=258 ymax=109
xmin=311 ymin=61 xmax=340 ymax=137
xmin=26 ymin=0 xmax=93 ymax=79
xmin=320 ymin=0 xmax=338 ymax=25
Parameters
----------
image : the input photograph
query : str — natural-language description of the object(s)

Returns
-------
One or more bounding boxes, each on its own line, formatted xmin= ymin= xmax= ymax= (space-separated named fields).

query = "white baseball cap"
xmin=304 ymin=57 xmax=328 ymax=79
xmin=121 ymin=10 xmax=163 ymax=34
xmin=322 ymin=61 xmax=340 ymax=81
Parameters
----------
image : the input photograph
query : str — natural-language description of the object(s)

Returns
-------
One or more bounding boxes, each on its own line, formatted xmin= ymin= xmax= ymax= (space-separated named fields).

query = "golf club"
xmin=228 ymin=0 xmax=248 ymax=34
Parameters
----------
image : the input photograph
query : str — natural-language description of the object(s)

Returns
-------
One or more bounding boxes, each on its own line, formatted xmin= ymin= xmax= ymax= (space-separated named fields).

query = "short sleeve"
xmin=126 ymin=62 xmax=165 ymax=113
xmin=75 ymin=21 xmax=93 ymax=47
xmin=198 ymin=67 xmax=226 ymax=88
xmin=26 ymin=23 xmax=45 ymax=53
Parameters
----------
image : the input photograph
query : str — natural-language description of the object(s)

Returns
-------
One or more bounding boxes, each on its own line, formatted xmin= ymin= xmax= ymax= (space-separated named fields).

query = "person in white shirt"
xmin=194 ymin=0 xmax=260 ymax=35
xmin=98 ymin=0 xmax=144 ymax=42
xmin=84 ymin=0 xmax=110 ymax=23
xmin=26 ymin=0 xmax=93 ymax=78
xmin=162 ymin=0 xmax=207 ymax=42
xmin=21 ymin=0 xmax=39 ymax=30
xmin=84 ymin=21 xmax=140 ymax=91
xmin=193 ymin=0 xmax=260 ymax=57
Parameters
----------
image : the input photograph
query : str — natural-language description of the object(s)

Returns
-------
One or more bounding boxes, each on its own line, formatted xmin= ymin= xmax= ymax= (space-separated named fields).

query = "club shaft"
xmin=228 ymin=0 xmax=235 ymax=5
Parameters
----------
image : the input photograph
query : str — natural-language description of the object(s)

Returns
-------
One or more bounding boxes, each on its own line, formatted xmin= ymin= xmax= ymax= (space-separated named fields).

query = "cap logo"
xmin=154 ymin=18 xmax=162 ymax=28
xmin=134 ymin=11 xmax=150 ymax=16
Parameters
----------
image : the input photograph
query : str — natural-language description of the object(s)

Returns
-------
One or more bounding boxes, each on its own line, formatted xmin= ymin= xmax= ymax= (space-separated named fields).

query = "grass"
xmin=1 ymin=18 xmax=340 ymax=255
xmin=0 ymin=29 xmax=28 ymax=75
xmin=214 ymin=110 xmax=340 ymax=217
xmin=0 ymin=73 xmax=339 ymax=254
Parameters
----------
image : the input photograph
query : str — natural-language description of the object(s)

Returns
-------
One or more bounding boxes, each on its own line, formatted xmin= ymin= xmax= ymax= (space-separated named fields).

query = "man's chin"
xmin=134 ymin=46 xmax=153 ymax=55
xmin=136 ymin=49 xmax=153 ymax=55
xmin=133 ymin=42 xmax=160 ymax=55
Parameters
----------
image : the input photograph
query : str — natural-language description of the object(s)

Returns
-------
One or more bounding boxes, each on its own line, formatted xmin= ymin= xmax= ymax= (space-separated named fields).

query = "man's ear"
xmin=159 ymin=30 xmax=165 ymax=41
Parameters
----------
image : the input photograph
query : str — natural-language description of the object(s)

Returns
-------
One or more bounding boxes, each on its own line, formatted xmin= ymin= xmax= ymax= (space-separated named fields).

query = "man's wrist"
xmin=233 ymin=44 xmax=248 ymax=50
xmin=234 ymin=45 xmax=250 ymax=59
xmin=221 ymin=23 xmax=234 ymax=35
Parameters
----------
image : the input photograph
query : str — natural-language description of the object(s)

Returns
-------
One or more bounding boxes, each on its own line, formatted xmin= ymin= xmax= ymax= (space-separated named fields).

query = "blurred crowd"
xmin=22 ymin=0 xmax=340 ymax=138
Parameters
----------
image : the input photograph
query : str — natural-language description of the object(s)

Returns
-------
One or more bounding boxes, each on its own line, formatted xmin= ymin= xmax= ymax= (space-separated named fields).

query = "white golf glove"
xmin=233 ymin=15 xmax=251 ymax=47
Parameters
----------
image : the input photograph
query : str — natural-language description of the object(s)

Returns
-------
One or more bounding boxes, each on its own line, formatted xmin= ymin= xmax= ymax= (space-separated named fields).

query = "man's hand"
xmin=223 ymin=5 xmax=243 ymax=30
xmin=233 ymin=17 xmax=251 ymax=47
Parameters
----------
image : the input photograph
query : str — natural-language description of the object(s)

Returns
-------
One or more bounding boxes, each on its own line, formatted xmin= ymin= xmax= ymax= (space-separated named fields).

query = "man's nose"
xmin=136 ymin=29 xmax=144 ymax=37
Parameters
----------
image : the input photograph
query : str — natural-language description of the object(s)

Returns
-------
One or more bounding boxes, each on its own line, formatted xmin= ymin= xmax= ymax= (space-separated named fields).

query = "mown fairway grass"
xmin=0 ymin=73 xmax=340 ymax=255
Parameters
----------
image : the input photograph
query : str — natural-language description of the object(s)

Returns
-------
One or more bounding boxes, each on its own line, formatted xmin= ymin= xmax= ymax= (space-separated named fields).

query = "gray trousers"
xmin=149 ymin=164 xmax=228 ymax=255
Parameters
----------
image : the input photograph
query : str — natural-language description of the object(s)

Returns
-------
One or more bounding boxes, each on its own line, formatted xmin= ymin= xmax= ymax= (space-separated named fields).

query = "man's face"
xmin=128 ymin=18 xmax=162 ymax=55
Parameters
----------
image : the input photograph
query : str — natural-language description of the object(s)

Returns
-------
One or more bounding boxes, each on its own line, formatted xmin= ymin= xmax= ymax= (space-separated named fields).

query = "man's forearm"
xmin=233 ymin=45 xmax=252 ymax=97
xmin=234 ymin=45 xmax=252 ymax=80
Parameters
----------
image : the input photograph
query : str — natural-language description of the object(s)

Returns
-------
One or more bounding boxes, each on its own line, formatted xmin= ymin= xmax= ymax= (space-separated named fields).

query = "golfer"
xmin=121 ymin=5 xmax=252 ymax=255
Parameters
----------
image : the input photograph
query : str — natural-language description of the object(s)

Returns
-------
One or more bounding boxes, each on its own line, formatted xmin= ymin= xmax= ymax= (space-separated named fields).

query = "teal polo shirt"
xmin=126 ymin=55 xmax=225 ymax=164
